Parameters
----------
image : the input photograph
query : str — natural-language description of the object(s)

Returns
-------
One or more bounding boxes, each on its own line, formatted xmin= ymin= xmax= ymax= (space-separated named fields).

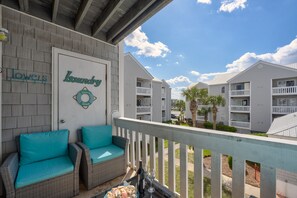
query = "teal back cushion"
xmin=19 ymin=130 xmax=69 ymax=166
xmin=82 ymin=125 xmax=112 ymax=149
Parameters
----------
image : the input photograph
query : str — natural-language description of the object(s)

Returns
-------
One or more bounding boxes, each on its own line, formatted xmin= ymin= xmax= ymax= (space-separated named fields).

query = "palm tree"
xmin=198 ymin=107 xmax=211 ymax=123
xmin=182 ymin=87 xmax=208 ymax=127
xmin=176 ymin=100 xmax=185 ymax=122
xmin=207 ymin=95 xmax=226 ymax=130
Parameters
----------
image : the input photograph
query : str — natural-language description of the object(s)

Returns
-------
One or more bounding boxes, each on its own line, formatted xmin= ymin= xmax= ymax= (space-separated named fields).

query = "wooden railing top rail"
xmin=114 ymin=117 xmax=297 ymax=174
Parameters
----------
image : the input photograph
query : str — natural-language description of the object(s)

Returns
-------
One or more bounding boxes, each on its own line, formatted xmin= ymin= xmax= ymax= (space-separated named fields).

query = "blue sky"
xmin=124 ymin=0 xmax=297 ymax=99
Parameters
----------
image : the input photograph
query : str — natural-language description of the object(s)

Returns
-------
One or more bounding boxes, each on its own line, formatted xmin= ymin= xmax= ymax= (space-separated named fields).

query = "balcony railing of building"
xmin=272 ymin=106 xmax=297 ymax=114
xmin=136 ymin=87 xmax=151 ymax=95
xmin=230 ymin=120 xmax=250 ymax=129
xmin=161 ymin=92 xmax=166 ymax=98
xmin=162 ymin=105 xmax=166 ymax=110
xmin=230 ymin=89 xmax=250 ymax=96
xmin=230 ymin=105 xmax=250 ymax=112
xmin=136 ymin=106 xmax=151 ymax=114
xmin=113 ymin=117 xmax=297 ymax=198
xmin=272 ymin=86 xmax=297 ymax=95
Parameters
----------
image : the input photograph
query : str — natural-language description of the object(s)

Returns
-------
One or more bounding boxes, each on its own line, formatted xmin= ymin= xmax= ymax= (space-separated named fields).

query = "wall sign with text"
xmin=7 ymin=69 xmax=48 ymax=83
xmin=63 ymin=70 xmax=102 ymax=87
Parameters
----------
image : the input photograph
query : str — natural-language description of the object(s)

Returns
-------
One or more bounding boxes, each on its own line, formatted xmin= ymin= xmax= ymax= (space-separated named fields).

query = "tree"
xmin=198 ymin=107 xmax=211 ymax=123
xmin=176 ymin=100 xmax=185 ymax=121
xmin=207 ymin=95 xmax=226 ymax=130
xmin=182 ymin=87 xmax=208 ymax=127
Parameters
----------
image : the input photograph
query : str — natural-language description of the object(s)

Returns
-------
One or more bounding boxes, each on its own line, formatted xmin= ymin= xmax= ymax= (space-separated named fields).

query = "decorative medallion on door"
xmin=73 ymin=87 xmax=97 ymax=109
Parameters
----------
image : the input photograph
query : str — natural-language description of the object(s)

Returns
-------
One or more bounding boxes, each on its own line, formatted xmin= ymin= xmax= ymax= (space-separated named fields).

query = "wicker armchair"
xmin=77 ymin=129 xmax=128 ymax=190
xmin=0 ymin=132 xmax=82 ymax=198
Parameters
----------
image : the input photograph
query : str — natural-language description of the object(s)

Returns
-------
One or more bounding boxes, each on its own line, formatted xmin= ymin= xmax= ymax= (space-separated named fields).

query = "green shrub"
xmin=228 ymin=156 xmax=232 ymax=170
xmin=203 ymin=122 xmax=237 ymax=132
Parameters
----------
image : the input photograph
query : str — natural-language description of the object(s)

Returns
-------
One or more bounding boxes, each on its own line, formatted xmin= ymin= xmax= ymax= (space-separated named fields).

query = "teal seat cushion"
xmin=82 ymin=125 xmax=112 ymax=149
xmin=90 ymin=144 xmax=124 ymax=164
xmin=19 ymin=130 xmax=69 ymax=166
xmin=15 ymin=156 xmax=74 ymax=189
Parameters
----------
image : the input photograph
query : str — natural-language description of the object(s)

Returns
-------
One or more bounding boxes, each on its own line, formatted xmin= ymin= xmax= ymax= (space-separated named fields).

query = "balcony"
xmin=113 ymin=117 xmax=297 ymax=198
xmin=272 ymin=106 xmax=297 ymax=114
xmin=162 ymin=104 xmax=166 ymax=110
xmin=230 ymin=89 xmax=250 ymax=96
xmin=136 ymin=106 xmax=151 ymax=114
xmin=136 ymin=87 xmax=151 ymax=95
xmin=272 ymin=86 xmax=297 ymax=95
xmin=161 ymin=92 xmax=166 ymax=98
xmin=230 ymin=120 xmax=250 ymax=129
xmin=230 ymin=105 xmax=250 ymax=112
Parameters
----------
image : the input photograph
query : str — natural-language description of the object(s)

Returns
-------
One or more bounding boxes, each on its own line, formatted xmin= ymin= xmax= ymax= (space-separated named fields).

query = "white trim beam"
xmin=18 ymin=0 xmax=29 ymax=12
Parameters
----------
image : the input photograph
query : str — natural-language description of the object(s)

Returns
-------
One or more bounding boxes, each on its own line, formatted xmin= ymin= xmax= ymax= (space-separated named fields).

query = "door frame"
xmin=52 ymin=47 xmax=111 ymax=130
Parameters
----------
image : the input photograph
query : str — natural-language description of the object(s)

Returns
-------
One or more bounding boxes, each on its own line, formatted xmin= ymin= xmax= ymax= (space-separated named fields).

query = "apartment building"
xmin=124 ymin=53 xmax=171 ymax=122
xmin=185 ymin=61 xmax=297 ymax=132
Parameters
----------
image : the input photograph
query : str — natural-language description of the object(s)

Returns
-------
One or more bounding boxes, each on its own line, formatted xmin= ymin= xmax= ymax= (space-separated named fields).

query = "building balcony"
xmin=161 ymin=92 xmax=166 ymax=98
xmin=272 ymin=86 xmax=297 ymax=95
xmin=230 ymin=89 xmax=250 ymax=96
xmin=113 ymin=117 xmax=297 ymax=198
xmin=162 ymin=105 xmax=166 ymax=110
xmin=230 ymin=120 xmax=250 ymax=129
xmin=272 ymin=106 xmax=297 ymax=114
xmin=230 ymin=105 xmax=250 ymax=112
xmin=136 ymin=87 xmax=151 ymax=95
xmin=136 ymin=106 xmax=151 ymax=114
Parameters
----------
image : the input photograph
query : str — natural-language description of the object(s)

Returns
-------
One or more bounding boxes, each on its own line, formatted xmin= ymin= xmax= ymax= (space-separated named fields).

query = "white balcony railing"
xmin=230 ymin=105 xmax=250 ymax=112
xmin=230 ymin=120 xmax=250 ymax=129
xmin=161 ymin=92 xmax=166 ymax=98
xmin=272 ymin=86 xmax=297 ymax=95
xmin=136 ymin=87 xmax=151 ymax=95
xmin=114 ymin=117 xmax=297 ymax=198
xmin=162 ymin=105 xmax=166 ymax=110
xmin=136 ymin=106 xmax=151 ymax=114
xmin=272 ymin=106 xmax=297 ymax=114
xmin=230 ymin=89 xmax=250 ymax=96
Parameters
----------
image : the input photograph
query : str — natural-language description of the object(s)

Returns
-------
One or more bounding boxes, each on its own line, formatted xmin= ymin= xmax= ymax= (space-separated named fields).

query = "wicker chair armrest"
xmin=69 ymin=143 xmax=82 ymax=170
xmin=112 ymin=136 xmax=129 ymax=151
xmin=76 ymin=142 xmax=91 ymax=163
xmin=0 ymin=153 xmax=18 ymax=197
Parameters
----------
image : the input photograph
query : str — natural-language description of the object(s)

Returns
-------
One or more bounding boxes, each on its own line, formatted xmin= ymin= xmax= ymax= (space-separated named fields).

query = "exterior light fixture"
xmin=0 ymin=28 xmax=9 ymax=42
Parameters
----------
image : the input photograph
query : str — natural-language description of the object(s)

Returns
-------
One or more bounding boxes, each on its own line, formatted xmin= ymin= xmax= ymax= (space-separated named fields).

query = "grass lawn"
xmin=250 ymin=132 xmax=268 ymax=137
xmin=154 ymin=160 xmax=231 ymax=198
xmin=175 ymin=149 xmax=211 ymax=163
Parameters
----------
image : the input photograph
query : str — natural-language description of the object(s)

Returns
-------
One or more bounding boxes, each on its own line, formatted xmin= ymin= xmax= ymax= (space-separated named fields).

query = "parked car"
xmin=171 ymin=114 xmax=177 ymax=119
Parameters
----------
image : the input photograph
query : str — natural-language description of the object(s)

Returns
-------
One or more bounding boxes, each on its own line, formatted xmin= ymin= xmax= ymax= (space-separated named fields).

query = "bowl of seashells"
xmin=105 ymin=185 xmax=137 ymax=198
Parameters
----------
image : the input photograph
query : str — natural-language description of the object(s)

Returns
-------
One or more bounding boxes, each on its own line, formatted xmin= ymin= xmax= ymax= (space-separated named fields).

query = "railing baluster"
xmin=130 ymin=131 xmax=135 ymax=169
xmin=116 ymin=127 xmax=120 ymax=136
xmin=180 ymin=144 xmax=188 ymax=198
xmin=125 ymin=129 xmax=130 ymax=166
xmin=135 ymin=132 xmax=140 ymax=169
xmin=261 ymin=165 xmax=276 ymax=198
xmin=211 ymin=152 xmax=222 ymax=198
xmin=142 ymin=133 xmax=148 ymax=168
xmin=194 ymin=148 xmax=203 ymax=198
xmin=121 ymin=128 xmax=125 ymax=137
xmin=232 ymin=157 xmax=245 ymax=198
xmin=158 ymin=138 xmax=165 ymax=185
xmin=168 ymin=141 xmax=176 ymax=192
xmin=149 ymin=135 xmax=156 ymax=171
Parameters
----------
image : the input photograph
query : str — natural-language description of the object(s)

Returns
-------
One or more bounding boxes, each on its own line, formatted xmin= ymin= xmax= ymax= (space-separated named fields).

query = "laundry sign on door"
xmin=63 ymin=70 xmax=102 ymax=87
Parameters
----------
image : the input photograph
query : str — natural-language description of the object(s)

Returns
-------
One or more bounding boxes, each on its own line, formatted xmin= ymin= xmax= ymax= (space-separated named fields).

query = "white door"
xmin=53 ymin=49 xmax=110 ymax=142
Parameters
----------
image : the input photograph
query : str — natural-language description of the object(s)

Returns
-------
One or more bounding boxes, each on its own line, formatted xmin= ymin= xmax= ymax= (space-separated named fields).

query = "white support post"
xmin=180 ymin=144 xmax=188 ymax=198
xmin=130 ymin=131 xmax=135 ymax=169
xmin=194 ymin=148 xmax=203 ymax=198
xmin=135 ymin=132 xmax=140 ymax=169
xmin=261 ymin=165 xmax=276 ymax=198
xmin=211 ymin=152 xmax=222 ymax=198
xmin=142 ymin=133 xmax=148 ymax=169
xmin=168 ymin=141 xmax=175 ymax=192
xmin=232 ymin=157 xmax=245 ymax=198
xmin=149 ymin=135 xmax=155 ymax=171
xmin=158 ymin=138 xmax=165 ymax=185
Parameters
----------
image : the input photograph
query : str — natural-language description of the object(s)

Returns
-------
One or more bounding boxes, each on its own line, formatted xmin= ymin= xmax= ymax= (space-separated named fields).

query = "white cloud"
xmin=157 ymin=64 xmax=162 ymax=67
xmin=219 ymin=0 xmax=247 ymax=13
xmin=190 ymin=71 xmax=200 ymax=76
xmin=166 ymin=76 xmax=192 ymax=85
xmin=226 ymin=37 xmax=297 ymax=72
xmin=175 ymin=61 xmax=179 ymax=65
xmin=124 ymin=26 xmax=171 ymax=58
xmin=178 ymin=54 xmax=185 ymax=59
xmin=197 ymin=0 xmax=212 ymax=4
xmin=145 ymin=66 xmax=151 ymax=70
xmin=199 ymin=71 xmax=230 ymax=81
xmin=171 ymin=87 xmax=187 ymax=100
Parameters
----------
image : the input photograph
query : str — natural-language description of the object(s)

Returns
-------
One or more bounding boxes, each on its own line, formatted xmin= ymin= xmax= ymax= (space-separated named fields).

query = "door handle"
xmin=60 ymin=119 xmax=66 ymax=124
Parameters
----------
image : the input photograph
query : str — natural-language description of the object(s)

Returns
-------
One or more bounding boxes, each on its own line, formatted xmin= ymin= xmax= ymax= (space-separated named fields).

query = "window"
xmin=137 ymin=81 xmax=141 ymax=87
xmin=221 ymin=86 xmax=225 ymax=93
xmin=236 ymin=84 xmax=244 ymax=90
xmin=137 ymin=99 xmax=141 ymax=106
xmin=286 ymin=80 xmax=295 ymax=87
xmin=242 ymin=100 xmax=248 ymax=106
xmin=277 ymin=79 xmax=295 ymax=87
